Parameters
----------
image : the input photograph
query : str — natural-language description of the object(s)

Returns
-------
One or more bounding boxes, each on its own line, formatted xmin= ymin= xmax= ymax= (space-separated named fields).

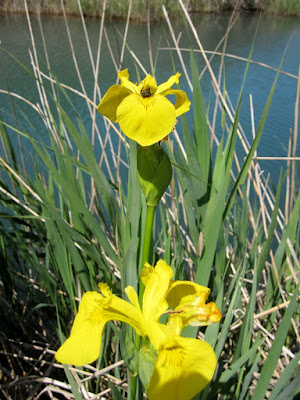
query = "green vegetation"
xmin=0 ymin=1 xmax=299 ymax=399
xmin=1 ymin=0 xmax=300 ymax=18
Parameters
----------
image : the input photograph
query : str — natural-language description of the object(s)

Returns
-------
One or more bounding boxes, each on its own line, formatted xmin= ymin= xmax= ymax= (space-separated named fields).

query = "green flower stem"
xmin=140 ymin=205 xmax=156 ymax=291
xmin=130 ymin=204 xmax=156 ymax=400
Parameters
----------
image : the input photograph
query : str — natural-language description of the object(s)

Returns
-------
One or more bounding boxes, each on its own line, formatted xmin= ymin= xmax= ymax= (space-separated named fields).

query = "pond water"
xmin=0 ymin=12 xmax=299 ymax=187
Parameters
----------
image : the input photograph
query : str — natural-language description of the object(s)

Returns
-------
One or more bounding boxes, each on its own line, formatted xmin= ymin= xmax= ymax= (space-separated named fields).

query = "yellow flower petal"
xmin=116 ymin=93 xmax=176 ymax=146
xmin=144 ymin=320 xmax=171 ymax=351
xmin=55 ymin=289 xmax=145 ymax=366
xmin=166 ymin=280 xmax=210 ymax=310
xmin=97 ymin=85 xmax=130 ymax=122
xmin=176 ymin=302 xmax=222 ymax=328
xmin=140 ymin=263 xmax=155 ymax=287
xmin=148 ymin=336 xmax=217 ymax=400
xmin=142 ymin=260 xmax=174 ymax=321
xmin=96 ymin=284 xmax=145 ymax=336
xmin=55 ymin=292 xmax=106 ymax=366
xmin=156 ymin=72 xmax=181 ymax=95
xmin=166 ymin=314 xmax=183 ymax=336
xmin=207 ymin=302 xmax=223 ymax=323
xmin=125 ymin=285 xmax=141 ymax=310
xmin=138 ymin=74 xmax=158 ymax=94
xmin=118 ymin=69 xmax=139 ymax=94
xmin=164 ymin=89 xmax=191 ymax=117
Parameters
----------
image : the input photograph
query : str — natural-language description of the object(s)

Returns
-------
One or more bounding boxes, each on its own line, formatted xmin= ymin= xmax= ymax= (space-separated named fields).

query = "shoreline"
xmin=0 ymin=0 xmax=300 ymax=20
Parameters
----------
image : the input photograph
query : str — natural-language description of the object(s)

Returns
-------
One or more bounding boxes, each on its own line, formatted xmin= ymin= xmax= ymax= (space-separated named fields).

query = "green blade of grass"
xmin=251 ymin=286 xmax=299 ymax=400
xmin=63 ymin=365 xmax=85 ymax=400
xmin=190 ymin=50 xmax=211 ymax=185
xmin=218 ymin=336 xmax=265 ymax=383
xmin=268 ymin=351 xmax=300 ymax=400
xmin=274 ymin=376 xmax=300 ymax=400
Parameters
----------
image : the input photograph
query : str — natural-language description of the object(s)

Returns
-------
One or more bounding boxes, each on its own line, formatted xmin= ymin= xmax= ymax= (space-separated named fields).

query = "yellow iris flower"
xmin=55 ymin=260 xmax=221 ymax=400
xmin=97 ymin=69 xmax=191 ymax=146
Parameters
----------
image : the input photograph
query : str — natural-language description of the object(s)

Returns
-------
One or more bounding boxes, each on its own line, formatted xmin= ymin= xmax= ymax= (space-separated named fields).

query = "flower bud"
xmin=137 ymin=144 xmax=172 ymax=207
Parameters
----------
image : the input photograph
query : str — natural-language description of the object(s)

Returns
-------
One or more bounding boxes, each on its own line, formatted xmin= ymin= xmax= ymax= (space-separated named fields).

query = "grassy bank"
xmin=1 ymin=0 xmax=300 ymax=19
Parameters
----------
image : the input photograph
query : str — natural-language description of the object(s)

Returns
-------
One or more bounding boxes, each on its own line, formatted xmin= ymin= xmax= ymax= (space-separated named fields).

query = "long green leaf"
xmin=252 ymin=286 xmax=299 ymax=399
xmin=218 ymin=337 xmax=264 ymax=383
xmin=268 ymin=351 xmax=300 ymax=400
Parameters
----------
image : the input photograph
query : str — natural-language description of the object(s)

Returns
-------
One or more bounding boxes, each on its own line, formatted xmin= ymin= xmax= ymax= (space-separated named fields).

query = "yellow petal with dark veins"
xmin=148 ymin=336 xmax=217 ymax=400
xmin=116 ymin=93 xmax=176 ymax=146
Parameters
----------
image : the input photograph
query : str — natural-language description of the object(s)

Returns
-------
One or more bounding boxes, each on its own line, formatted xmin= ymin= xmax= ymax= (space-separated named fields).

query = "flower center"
xmin=140 ymin=88 xmax=152 ymax=98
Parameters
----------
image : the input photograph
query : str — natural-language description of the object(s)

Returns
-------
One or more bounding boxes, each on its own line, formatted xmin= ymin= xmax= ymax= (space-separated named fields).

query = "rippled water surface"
xmin=0 ymin=13 xmax=299 ymax=184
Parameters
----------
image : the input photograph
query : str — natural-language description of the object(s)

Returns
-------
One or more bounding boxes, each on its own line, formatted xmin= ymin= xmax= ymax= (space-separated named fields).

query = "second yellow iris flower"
xmin=56 ymin=260 xmax=221 ymax=400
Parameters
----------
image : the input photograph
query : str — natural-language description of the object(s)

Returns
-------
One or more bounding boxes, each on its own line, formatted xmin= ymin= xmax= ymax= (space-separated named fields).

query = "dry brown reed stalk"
xmin=0 ymin=185 xmax=40 ymax=217
xmin=147 ymin=2 xmax=154 ymax=77
xmin=211 ymin=0 xmax=240 ymax=136
xmin=0 ymin=337 xmax=127 ymax=399
xmin=289 ymin=66 xmax=300 ymax=214
xmin=250 ymin=93 xmax=268 ymax=236
xmin=160 ymin=48 xmax=298 ymax=81
xmin=0 ymin=156 xmax=43 ymax=204
xmin=257 ymin=156 xmax=300 ymax=160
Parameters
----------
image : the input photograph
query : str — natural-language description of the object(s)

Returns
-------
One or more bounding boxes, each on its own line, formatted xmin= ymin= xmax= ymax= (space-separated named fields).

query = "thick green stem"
xmin=141 ymin=206 xmax=156 ymax=279
xmin=130 ymin=205 xmax=156 ymax=400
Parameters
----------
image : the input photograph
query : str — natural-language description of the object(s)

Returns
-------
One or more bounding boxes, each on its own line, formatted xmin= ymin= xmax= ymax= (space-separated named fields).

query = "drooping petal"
xmin=164 ymin=89 xmax=191 ymax=117
xmin=116 ymin=93 xmax=176 ymax=146
xmin=98 ymin=85 xmax=131 ymax=122
xmin=55 ymin=292 xmax=106 ymax=366
xmin=147 ymin=336 xmax=217 ymax=400
xmin=55 ymin=288 xmax=145 ymax=366
xmin=156 ymin=72 xmax=181 ymax=95
xmin=166 ymin=280 xmax=210 ymax=310
xmin=142 ymin=260 xmax=174 ymax=321
xmin=118 ymin=69 xmax=139 ymax=94
xmin=172 ymin=302 xmax=222 ymax=329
